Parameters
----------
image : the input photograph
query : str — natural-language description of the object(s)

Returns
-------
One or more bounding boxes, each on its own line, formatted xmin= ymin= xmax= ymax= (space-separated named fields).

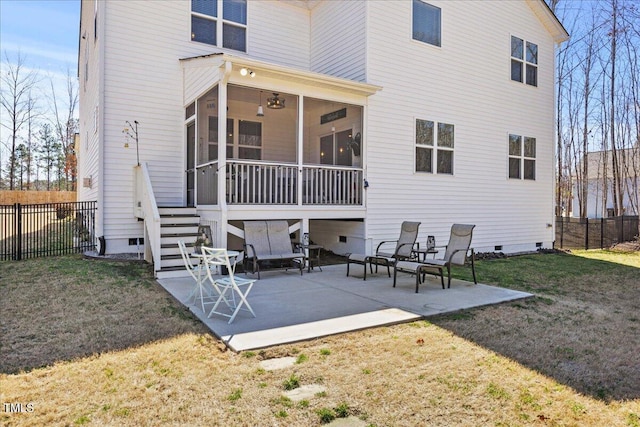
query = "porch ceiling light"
xmin=267 ymin=93 xmax=285 ymax=109
xmin=257 ymin=91 xmax=264 ymax=117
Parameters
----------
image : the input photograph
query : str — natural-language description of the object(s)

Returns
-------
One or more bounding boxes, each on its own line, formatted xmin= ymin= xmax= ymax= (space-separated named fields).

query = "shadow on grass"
xmin=430 ymin=251 xmax=640 ymax=402
xmin=0 ymin=255 xmax=209 ymax=375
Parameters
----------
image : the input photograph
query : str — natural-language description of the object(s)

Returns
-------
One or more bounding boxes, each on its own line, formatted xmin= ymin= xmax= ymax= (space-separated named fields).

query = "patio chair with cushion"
xmin=393 ymin=223 xmax=477 ymax=292
xmin=346 ymin=221 xmax=421 ymax=280
xmin=243 ymin=220 xmax=305 ymax=279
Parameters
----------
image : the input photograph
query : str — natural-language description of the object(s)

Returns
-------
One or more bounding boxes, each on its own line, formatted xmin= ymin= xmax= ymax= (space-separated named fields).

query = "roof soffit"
xmin=526 ymin=0 xmax=570 ymax=43
xmin=180 ymin=53 xmax=381 ymax=97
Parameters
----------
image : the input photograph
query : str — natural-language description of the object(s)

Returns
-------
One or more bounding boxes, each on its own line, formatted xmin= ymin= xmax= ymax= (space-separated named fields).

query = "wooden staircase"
xmin=156 ymin=207 xmax=200 ymax=279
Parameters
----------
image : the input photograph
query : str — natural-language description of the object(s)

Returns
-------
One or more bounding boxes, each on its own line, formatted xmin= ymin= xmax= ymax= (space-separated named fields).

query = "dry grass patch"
xmin=2 ymin=326 xmax=639 ymax=426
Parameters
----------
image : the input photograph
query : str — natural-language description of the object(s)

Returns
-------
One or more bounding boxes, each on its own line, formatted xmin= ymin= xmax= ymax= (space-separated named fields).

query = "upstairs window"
xmin=511 ymin=36 xmax=537 ymax=86
xmin=416 ymin=119 xmax=454 ymax=174
xmin=191 ymin=0 xmax=247 ymax=52
xmin=413 ymin=0 xmax=441 ymax=47
xmin=509 ymin=134 xmax=536 ymax=180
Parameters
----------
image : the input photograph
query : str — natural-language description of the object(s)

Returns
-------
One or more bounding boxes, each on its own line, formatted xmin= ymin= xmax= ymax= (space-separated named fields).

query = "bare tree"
xmin=24 ymin=92 xmax=38 ymax=190
xmin=0 ymin=52 xmax=40 ymax=190
xmin=47 ymin=69 xmax=78 ymax=191
xmin=607 ymin=0 xmax=624 ymax=216
xmin=553 ymin=0 xmax=639 ymax=227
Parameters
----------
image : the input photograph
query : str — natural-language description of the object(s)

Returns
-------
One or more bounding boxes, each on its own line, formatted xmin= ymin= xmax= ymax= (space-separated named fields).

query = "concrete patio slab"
xmin=158 ymin=264 xmax=531 ymax=352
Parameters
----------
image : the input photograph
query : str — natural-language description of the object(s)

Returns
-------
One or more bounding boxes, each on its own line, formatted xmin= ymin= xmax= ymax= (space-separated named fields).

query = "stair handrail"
xmin=134 ymin=163 xmax=161 ymax=273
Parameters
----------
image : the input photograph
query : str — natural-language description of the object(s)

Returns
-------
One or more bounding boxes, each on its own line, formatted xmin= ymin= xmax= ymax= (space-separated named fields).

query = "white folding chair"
xmin=178 ymin=240 xmax=218 ymax=313
xmin=178 ymin=240 xmax=207 ymax=305
xmin=201 ymin=247 xmax=257 ymax=324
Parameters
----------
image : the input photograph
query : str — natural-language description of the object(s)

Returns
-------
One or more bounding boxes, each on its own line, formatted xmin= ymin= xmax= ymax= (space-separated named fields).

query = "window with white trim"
xmin=509 ymin=134 xmax=536 ymax=180
xmin=191 ymin=0 xmax=247 ymax=52
xmin=415 ymin=119 xmax=454 ymax=174
xmin=412 ymin=0 xmax=441 ymax=47
xmin=238 ymin=120 xmax=262 ymax=160
xmin=511 ymin=36 xmax=537 ymax=86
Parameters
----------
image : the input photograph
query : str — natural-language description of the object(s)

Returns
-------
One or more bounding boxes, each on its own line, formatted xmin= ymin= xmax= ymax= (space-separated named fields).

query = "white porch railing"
xmin=195 ymin=161 xmax=363 ymax=206
xmin=227 ymin=161 xmax=298 ymax=204
xmin=134 ymin=163 xmax=161 ymax=273
xmin=301 ymin=165 xmax=363 ymax=205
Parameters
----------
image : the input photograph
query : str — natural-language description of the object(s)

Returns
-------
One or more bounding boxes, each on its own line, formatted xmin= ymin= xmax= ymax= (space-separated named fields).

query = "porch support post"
xmin=218 ymin=61 xmax=232 ymax=248
xmin=301 ymin=217 xmax=310 ymax=267
xmin=297 ymin=96 xmax=304 ymax=206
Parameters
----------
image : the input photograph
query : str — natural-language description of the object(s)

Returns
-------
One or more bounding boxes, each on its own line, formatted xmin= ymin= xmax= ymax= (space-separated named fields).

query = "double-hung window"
xmin=511 ymin=36 xmax=537 ymax=86
xmin=191 ymin=0 xmax=247 ymax=52
xmin=508 ymin=134 xmax=536 ymax=180
xmin=238 ymin=120 xmax=262 ymax=160
xmin=416 ymin=119 xmax=454 ymax=174
xmin=412 ymin=0 xmax=441 ymax=47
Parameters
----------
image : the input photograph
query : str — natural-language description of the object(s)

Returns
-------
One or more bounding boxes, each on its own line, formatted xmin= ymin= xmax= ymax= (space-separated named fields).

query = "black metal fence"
xmin=556 ymin=215 xmax=639 ymax=250
xmin=0 ymin=202 xmax=96 ymax=261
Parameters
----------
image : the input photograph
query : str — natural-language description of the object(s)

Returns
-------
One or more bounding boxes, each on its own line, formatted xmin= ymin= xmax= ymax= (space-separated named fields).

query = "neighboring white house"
xmin=572 ymin=149 xmax=640 ymax=218
xmin=77 ymin=0 xmax=568 ymax=277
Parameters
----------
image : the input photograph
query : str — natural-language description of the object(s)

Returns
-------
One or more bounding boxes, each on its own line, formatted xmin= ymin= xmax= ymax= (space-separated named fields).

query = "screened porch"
xmin=186 ymin=84 xmax=365 ymax=207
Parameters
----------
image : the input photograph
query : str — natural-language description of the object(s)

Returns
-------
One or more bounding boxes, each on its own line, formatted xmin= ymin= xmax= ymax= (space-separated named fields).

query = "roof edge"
xmin=527 ymin=0 xmax=570 ymax=43
xmin=180 ymin=53 xmax=382 ymax=96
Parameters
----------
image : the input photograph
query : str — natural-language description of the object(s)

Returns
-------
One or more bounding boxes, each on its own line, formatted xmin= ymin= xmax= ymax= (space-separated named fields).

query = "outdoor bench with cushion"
xmin=243 ymin=220 xmax=305 ymax=279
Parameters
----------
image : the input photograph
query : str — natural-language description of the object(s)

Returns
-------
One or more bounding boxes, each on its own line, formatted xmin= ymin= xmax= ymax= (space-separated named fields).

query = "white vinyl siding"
xmin=78 ymin=0 xmax=561 ymax=255
xmin=249 ymin=1 xmax=309 ymax=69
xmin=310 ymin=0 xmax=366 ymax=82
xmin=77 ymin=0 xmax=101 ymax=206
xmin=79 ymin=0 xmax=313 ymax=251
xmin=365 ymin=0 xmax=556 ymax=252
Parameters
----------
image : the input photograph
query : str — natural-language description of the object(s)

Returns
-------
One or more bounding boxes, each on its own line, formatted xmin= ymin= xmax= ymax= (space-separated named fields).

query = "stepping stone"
xmin=283 ymin=384 xmax=326 ymax=402
xmin=326 ymin=416 xmax=368 ymax=426
xmin=259 ymin=357 xmax=296 ymax=371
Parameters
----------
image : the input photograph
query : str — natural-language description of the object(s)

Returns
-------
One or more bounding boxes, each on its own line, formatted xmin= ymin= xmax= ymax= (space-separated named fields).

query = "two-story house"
xmin=77 ymin=0 xmax=568 ymax=277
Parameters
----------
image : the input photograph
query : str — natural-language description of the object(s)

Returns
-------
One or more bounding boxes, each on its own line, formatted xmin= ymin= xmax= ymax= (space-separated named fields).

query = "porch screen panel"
xmin=206 ymin=117 xmax=233 ymax=162
xmin=336 ymin=130 xmax=353 ymax=167
xmin=238 ymin=120 xmax=261 ymax=160
xmin=320 ymin=135 xmax=333 ymax=165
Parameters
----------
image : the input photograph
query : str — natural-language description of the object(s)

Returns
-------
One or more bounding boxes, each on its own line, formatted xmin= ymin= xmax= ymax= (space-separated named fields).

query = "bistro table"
xmin=411 ymin=247 xmax=439 ymax=262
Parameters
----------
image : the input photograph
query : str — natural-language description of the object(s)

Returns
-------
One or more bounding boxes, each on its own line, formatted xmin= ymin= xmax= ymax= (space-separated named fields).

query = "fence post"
xmin=14 ymin=203 xmax=22 ymax=260
xmin=600 ymin=218 xmax=604 ymax=249
xmin=583 ymin=218 xmax=587 ymax=250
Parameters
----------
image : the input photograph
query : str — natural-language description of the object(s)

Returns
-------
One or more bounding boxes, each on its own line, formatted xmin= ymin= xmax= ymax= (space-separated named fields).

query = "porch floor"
xmin=157 ymin=264 xmax=532 ymax=352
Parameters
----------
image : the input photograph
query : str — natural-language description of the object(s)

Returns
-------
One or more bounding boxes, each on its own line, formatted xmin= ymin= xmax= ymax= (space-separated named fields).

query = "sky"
xmin=0 ymin=0 xmax=80 ymax=166
xmin=0 ymin=0 xmax=80 ymax=79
